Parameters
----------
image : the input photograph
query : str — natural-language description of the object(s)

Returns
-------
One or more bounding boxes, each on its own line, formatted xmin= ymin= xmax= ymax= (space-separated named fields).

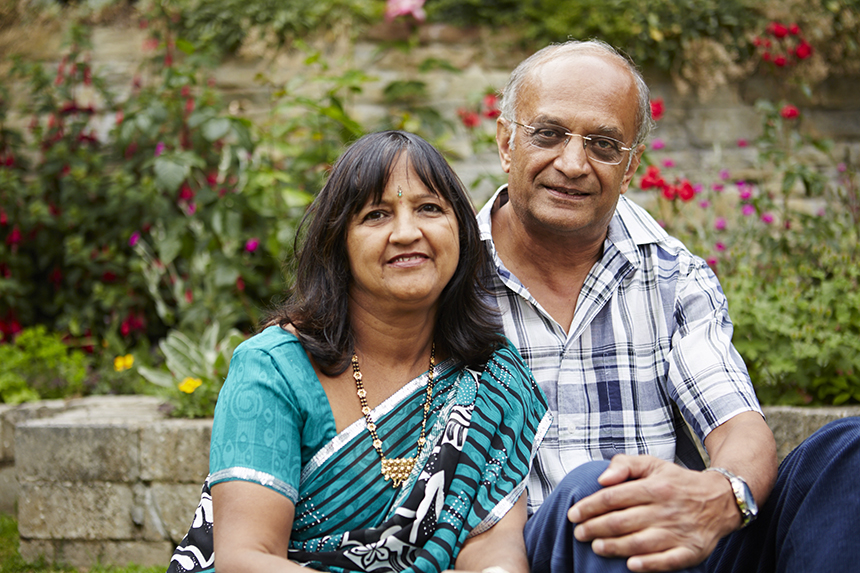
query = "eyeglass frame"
xmin=507 ymin=119 xmax=634 ymax=166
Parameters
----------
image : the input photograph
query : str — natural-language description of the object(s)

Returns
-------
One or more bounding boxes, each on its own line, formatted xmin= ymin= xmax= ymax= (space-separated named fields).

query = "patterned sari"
xmin=168 ymin=339 xmax=550 ymax=573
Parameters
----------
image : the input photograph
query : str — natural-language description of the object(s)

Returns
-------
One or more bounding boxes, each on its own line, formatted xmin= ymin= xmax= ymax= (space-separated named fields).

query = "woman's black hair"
xmin=266 ymin=130 xmax=504 ymax=375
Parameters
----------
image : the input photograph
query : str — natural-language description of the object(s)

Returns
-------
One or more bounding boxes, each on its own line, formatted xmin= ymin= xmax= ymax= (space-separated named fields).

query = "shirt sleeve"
xmin=667 ymin=256 xmax=763 ymax=443
xmin=208 ymin=343 xmax=305 ymax=504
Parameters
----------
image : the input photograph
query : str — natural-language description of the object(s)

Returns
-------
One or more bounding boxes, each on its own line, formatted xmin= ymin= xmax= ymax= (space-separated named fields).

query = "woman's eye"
xmin=420 ymin=203 xmax=443 ymax=213
xmin=363 ymin=210 xmax=387 ymax=221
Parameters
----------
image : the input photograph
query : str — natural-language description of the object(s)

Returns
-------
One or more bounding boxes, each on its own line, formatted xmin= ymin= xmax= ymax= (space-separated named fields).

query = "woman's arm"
xmin=211 ymin=480 xmax=307 ymax=573
xmin=452 ymin=492 xmax=530 ymax=573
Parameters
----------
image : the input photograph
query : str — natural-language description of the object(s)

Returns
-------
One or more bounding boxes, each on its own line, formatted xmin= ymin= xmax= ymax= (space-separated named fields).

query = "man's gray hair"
xmin=499 ymin=39 xmax=655 ymax=149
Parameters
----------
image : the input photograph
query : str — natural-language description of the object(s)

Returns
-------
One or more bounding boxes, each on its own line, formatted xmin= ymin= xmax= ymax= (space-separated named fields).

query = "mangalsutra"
xmin=352 ymin=343 xmax=435 ymax=488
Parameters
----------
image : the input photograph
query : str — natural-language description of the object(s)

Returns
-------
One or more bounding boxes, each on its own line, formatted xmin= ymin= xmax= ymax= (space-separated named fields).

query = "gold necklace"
xmin=351 ymin=343 xmax=435 ymax=488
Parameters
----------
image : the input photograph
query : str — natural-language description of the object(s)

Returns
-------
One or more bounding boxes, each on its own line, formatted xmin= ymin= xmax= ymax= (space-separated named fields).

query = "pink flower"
xmin=699 ymin=200 xmax=711 ymax=209
xmin=155 ymin=142 xmax=166 ymax=157
xmin=780 ymin=105 xmax=800 ymax=119
xmin=142 ymin=37 xmax=159 ymax=51
xmin=761 ymin=212 xmax=774 ymax=224
xmin=129 ymin=231 xmax=141 ymax=247
xmin=837 ymin=163 xmax=847 ymax=173
xmin=712 ymin=183 xmax=725 ymax=192
xmin=245 ymin=238 xmax=260 ymax=252
xmin=742 ymin=205 xmax=756 ymax=217
xmin=737 ymin=139 xmax=748 ymax=147
xmin=715 ymin=242 xmax=726 ymax=252
xmin=707 ymin=257 xmax=718 ymax=268
xmin=661 ymin=158 xmax=675 ymax=168
xmin=384 ymin=0 xmax=426 ymax=22
xmin=739 ymin=188 xmax=752 ymax=201
xmin=186 ymin=202 xmax=197 ymax=215
xmin=714 ymin=217 xmax=727 ymax=231
xmin=651 ymin=138 xmax=665 ymax=150
xmin=719 ymin=169 xmax=730 ymax=180
xmin=650 ymin=98 xmax=665 ymax=121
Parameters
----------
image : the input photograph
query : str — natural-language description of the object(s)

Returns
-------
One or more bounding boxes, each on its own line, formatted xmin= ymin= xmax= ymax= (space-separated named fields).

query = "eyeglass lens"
xmin=525 ymin=125 xmax=626 ymax=164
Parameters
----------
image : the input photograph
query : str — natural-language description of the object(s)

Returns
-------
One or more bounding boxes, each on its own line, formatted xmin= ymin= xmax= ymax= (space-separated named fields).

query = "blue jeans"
xmin=524 ymin=418 xmax=860 ymax=573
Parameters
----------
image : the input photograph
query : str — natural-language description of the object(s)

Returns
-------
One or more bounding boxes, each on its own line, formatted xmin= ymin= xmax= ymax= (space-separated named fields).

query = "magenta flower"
xmin=707 ymin=257 xmax=718 ymax=268
xmin=837 ymin=163 xmax=847 ymax=173
xmin=186 ymin=202 xmax=197 ymax=215
xmin=737 ymin=139 xmax=749 ymax=148
xmin=129 ymin=231 xmax=141 ymax=247
xmin=719 ymin=169 xmax=730 ymax=180
xmin=739 ymin=188 xmax=752 ymax=201
xmin=761 ymin=212 xmax=774 ymax=224
xmin=384 ymin=0 xmax=426 ymax=22
xmin=715 ymin=217 xmax=727 ymax=230
xmin=699 ymin=200 xmax=711 ymax=209
xmin=742 ymin=205 xmax=756 ymax=217
xmin=693 ymin=183 xmax=704 ymax=194
xmin=155 ymin=142 xmax=166 ymax=157
xmin=651 ymin=138 xmax=666 ymax=150
xmin=245 ymin=238 xmax=260 ymax=252
xmin=661 ymin=158 xmax=675 ymax=168
xmin=715 ymin=242 xmax=726 ymax=252
xmin=712 ymin=183 xmax=725 ymax=192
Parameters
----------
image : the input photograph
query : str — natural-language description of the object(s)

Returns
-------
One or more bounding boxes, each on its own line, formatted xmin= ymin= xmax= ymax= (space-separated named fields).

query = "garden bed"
xmin=1 ymin=396 xmax=858 ymax=568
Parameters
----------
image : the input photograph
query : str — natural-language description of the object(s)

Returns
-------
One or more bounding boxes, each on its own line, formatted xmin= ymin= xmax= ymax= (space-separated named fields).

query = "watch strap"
xmin=704 ymin=467 xmax=758 ymax=528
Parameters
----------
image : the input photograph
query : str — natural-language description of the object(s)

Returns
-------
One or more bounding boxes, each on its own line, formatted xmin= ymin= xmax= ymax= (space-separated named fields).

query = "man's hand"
xmin=567 ymin=454 xmax=740 ymax=572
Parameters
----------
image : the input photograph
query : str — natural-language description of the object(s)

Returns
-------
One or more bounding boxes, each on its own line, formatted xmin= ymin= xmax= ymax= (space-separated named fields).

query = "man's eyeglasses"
xmin=509 ymin=120 xmax=633 ymax=165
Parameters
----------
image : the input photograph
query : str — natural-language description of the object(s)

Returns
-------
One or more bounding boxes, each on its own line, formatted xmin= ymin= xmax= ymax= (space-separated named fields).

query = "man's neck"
xmin=490 ymin=199 xmax=606 ymax=333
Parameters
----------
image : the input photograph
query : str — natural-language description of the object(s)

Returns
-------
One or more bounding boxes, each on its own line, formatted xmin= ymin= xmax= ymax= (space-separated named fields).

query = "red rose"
xmin=780 ymin=105 xmax=800 ymax=119
xmin=678 ymin=180 xmax=695 ymax=202
xmin=768 ymin=22 xmax=789 ymax=38
xmin=774 ymin=55 xmax=787 ymax=67
xmin=796 ymin=41 xmax=813 ymax=59
xmin=789 ymin=23 xmax=800 ymax=35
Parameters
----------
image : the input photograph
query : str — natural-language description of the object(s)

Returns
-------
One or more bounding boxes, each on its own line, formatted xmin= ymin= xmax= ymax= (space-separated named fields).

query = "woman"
xmin=167 ymin=131 xmax=550 ymax=573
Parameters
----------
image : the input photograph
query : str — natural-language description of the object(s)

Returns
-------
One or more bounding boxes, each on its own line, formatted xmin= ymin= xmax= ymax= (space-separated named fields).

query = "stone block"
xmin=18 ymin=481 xmax=136 ymax=540
xmin=16 ymin=423 xmax=140 ymax=483
xmin=688 ymin=107 xmax=763 ymax=146
xmin=0 ymin=400 xmax=69 ymax=462
xmin=19 ymin=538 xmax=174 ymax=569
xmin=145 ymin=483 xmax=205 ymax=544
xmin=140 ymin=420 xmax=212 ymax=483
xmin=763 ymin=406 xmax=860 ymax=461
xmin=0 ymin=463 xmax=17 ymax=514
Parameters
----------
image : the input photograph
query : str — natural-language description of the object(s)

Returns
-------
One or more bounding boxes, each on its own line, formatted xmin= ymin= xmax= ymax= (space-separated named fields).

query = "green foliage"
xmin=140 ymin=0 xmax=378 ymax=56
xmin=138 ymin=322 xmax=245 ymax=418
xmin=0 ymin=326 xmax=89 ymax=403
xmin=427 ymin=0 xmax=760 ymax=69
xmin=640 ymin=96 xmax=860 ymax=405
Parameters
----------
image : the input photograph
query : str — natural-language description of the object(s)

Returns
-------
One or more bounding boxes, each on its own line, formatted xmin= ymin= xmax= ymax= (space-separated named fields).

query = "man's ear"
xmin=496 ymin=119 xmax=513 ymax=174
xmin=619 ymin=143 xmax=646 ymax=195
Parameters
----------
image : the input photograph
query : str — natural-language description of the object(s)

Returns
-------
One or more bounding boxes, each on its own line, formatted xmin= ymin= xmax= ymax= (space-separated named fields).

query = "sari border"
xmin=300 ymin=357 xmax=458 ymax=486
xmin=209 ymin=467 xmax=299 ymax=503
xmin=467 ymin=408 xmax=554 ymax=537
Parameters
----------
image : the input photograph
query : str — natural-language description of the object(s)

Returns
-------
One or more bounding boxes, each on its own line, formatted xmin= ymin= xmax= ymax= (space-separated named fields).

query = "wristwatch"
xmin=704 ymin=467 xmax=758 ymax=528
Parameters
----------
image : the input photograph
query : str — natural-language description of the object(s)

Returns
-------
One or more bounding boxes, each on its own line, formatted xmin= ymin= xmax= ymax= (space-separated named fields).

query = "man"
xmin=477 ymin=40 xmax=860 ymax=572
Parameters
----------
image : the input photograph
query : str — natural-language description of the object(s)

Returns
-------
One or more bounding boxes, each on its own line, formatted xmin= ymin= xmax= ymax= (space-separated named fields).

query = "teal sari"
xmin=168 ymin=329 xmax=550 ymax=573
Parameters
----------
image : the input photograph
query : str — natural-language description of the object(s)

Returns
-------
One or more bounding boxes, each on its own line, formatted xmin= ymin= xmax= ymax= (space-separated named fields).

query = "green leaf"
xmin=203 ymin=118 xmax=232 ymax=141
xmin=154 ymin=157 xmax=189 ymax=193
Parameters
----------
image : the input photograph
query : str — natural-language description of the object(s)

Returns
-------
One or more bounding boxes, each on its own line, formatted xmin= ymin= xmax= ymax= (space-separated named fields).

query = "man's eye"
xmin=534 ymin=128 xmax=564 ymax=141
xmin=590 ymin=137 xmax=619 ymax=151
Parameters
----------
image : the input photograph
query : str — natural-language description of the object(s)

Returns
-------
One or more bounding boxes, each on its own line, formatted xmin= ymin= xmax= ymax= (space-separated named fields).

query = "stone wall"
xmin=2 ymin=396 xmax=859 ymax=568
xmin=3 ymin=20 xmax=859 ymax=208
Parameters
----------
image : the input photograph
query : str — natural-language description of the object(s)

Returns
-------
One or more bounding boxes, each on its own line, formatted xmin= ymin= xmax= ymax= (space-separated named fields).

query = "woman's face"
xmin=346 ymin=154 xmax=460 ymax=313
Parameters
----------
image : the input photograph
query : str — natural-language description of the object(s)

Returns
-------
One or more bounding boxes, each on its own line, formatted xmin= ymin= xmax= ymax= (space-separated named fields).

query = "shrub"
xmin=0 ymin=326 xmax=89 ymax=403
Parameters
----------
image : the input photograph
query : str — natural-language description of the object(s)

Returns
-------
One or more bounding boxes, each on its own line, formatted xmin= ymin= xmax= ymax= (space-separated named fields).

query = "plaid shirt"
xmin=477 ymin=186 xmax=762 ymax=514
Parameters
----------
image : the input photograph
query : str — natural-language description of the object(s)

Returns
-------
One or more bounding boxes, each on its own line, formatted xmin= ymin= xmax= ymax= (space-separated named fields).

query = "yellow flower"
xmin=113 ymin=354 xmax=134 ymax=372
xmin=178 ymin=377 xmax=203 ymax=394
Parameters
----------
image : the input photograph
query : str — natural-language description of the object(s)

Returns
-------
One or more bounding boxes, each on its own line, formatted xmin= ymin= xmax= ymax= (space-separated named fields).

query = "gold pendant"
xmin=381 ymin=457 xmax=415 ymax=488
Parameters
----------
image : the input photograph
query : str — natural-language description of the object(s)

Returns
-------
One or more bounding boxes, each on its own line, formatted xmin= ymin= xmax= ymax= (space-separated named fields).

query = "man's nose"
xmin=553 ymin=135 xmax=591 ymax=177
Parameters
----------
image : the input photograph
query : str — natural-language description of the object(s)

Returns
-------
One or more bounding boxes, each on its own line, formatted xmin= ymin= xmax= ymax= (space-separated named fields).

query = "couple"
xmin=168 ymin=41 xmax=860 ymax=573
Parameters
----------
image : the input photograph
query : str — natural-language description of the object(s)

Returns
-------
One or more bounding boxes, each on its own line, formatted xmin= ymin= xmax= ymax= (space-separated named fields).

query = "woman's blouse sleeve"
xmin=208 ymin=337 xmax=312 ymax=504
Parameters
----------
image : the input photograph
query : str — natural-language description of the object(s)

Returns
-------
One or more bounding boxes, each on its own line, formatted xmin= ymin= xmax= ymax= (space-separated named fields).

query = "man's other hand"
xmin=567 ymin=454 xmax=739 ymax=572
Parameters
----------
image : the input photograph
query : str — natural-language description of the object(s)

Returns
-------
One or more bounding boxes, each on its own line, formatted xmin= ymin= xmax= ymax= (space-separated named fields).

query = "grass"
xmin=0 ymin=513 xmax=163 ymax=573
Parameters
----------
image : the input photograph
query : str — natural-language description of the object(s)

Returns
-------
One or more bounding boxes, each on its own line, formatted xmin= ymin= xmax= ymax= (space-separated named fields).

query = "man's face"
xmin=496 ymin=53 xmax=644 ymax=245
